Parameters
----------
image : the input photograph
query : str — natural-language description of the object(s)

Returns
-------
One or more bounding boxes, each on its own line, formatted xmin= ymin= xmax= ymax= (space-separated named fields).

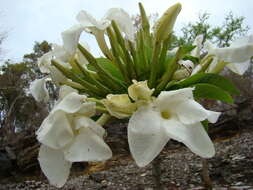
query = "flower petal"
xmin=191 ymin=35 xmax=203 ymax=57
xmin=74 ymin=116 xmax=105 ymax=138
xmin=230 ymin=35 xmax=253 ymax=47
xmin=105 ymin=8 xmax=135 ymax=41
xmin=53 ymin=92 xmax=94 ymax=115
xmin=59 ymin=85 xmax=78 ymax=100
xmin=76 ymin=10 xmax=110 ymax=31
xmin=206 ymin=110 xmax=221 ymax=123
xmin=61 ymin=24 xmax=84 ymax=55
xmin=210 ymin=45 xmax=253 ymax=63
xmin=164 ymin=119 xmax=215 ymax=158
xmin=48 ymin=66 xmax=67 ymax=84
xmin=64 ymin=126 xmax=112 ymax=162
xmin=51 ymin=44 xmax=70 ymax=63
xmin=178 ymin=60 xmax=194 ymax=71
xmin=175 ymin=100 xmax=209 ymax=124
xmin=30 ymin=77 xmax=49 ymax=102
xmin=128 ymin=106 xmax=170 ymax=167
xmin=37 ymin=111 xmax=74 ymax=149
xmin=38 ymin=145 xmax=72 ymax=188
xmin=38 ymin=52 xmax=53 ymax=73
xmin=226 ymin=60 xmax=250 ymax=75
xmin=155 ymin=88 xmax=194 ymax=111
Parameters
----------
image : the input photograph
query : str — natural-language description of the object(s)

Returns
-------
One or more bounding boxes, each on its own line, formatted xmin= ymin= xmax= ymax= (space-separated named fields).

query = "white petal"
xmin=167 ymin=47 xmax=179 ymax=55
xmin=37 ymin=111 xmax=74 ymax=149
xmin=210 ymin=45 xmax=253 ymax=63
xmin=38 ymin=145 xmax=71 ymax=188
xmin=155 ymin=88 xmax=194 ymax=111
xmin=128 ymin=106 xmax=170 ymax=167
xmin=179 ymin=60 xmax=194 ymax=71
xmin=230 ymin=34 xmax=253 ymax=47
xmin=226 ymin=60 xmax=251 ymax=75
xmin=64 ymin=127 xmax=112 ymax=162
xmin=77 ymin=101 xmax=96 ymax=117
xmin=175 ymin=100 xmax=209 ymax=124
xmin=30 ymin=77 xmax=49 ymax=102
xmin=192 ymin=34 xmax=203 ymax=57
xmin=191 ymin=64 xmax=202 ymax=75
xmin=206 ymin=110 xmax=221 ymax=123
xmin=59 ymin=85 xmax=78 ymax=100
xmin=206 ymin=57 xmax=219 ymax=73
xmin=204 ymin=40 xmax=215 ymax=52
xmin=164 ymin=119 xmax=215 ymax=158
xmin=62 ymin=24 xmax=84 ymax=55
xmin=76 ymin=10 xmax=110 ymax=31
xmin=74 ymin=116 xmax=105 ymax=138
xmin=51 ymin=44 xmax=70 ymax=63
xmin=54 ymin=92 xmax=86 ymax=114
xmin=38 ymin=52 xmax=53 ymax=73
xmin=48 ymin=66 xmax=67 ymax=84
xmin=105 ymin=8 xmax=135 ymax=41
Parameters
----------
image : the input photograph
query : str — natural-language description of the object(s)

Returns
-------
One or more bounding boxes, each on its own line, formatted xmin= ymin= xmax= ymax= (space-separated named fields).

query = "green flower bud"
xmin=154 ymin=3 xmax=182 ymax=42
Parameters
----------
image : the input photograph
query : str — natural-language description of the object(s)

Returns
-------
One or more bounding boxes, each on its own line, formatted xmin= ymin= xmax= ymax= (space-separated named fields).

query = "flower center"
xmin=160 ymin=110 xmax=171 ymax=120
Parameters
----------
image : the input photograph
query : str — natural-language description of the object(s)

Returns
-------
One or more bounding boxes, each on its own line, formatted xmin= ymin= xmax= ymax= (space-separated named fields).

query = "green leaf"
xmin=168 ymin=73 xmax=239 ymax=95
xmin=87 ymin=58 xmax=124 ymax=81
xmin=201 ymin=120 xmax=209 ymax=132
xmin=193 ymin=83 xmax=233 ymax=104
xmin=182 ymin=55 xmax=199 ymax=65
xmin=180 ymin=44 xmax=196 ymax=57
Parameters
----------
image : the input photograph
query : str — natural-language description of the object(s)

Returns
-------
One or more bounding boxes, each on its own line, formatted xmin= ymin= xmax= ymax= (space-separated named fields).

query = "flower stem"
xmin=152 ymin=154 xmax=164 ymax=190
xmin=201 ymin=158 xmax=213 ymax=190
xmin=96 ymin=113 xmax=111 ymax=126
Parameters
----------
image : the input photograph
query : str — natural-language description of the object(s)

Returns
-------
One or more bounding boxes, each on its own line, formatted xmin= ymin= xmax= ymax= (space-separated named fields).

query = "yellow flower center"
xmin=160 ymin=110 xmax=171 ymax=120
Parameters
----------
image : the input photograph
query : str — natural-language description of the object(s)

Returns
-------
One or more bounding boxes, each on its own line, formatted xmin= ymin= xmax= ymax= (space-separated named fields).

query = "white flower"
xmin=77 ymin=8 xmax=135 ymax=41
xmin=105 ymin=8 xmax=135 ymax=41
xmin=128 ymin=88 xmax=220 ymax=167
xmin=29 ymin=77 xmax=49 ymax=102
xmin=192 ymin=35 xmax=204 ymax=58
xmin=33 ymin=25 xmax=91 ymax=101
xmin=37 ymin=87 xmax=112 ymax=187
xmin=38 ymin=25 xmax=89 ymax=75
xmin=205 ymin=35 xmax=253 ymax=75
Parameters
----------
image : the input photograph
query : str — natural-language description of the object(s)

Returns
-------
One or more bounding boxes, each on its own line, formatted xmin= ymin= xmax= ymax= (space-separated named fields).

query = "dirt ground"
xmin=0 ymin=122 xmax=253 ymax=190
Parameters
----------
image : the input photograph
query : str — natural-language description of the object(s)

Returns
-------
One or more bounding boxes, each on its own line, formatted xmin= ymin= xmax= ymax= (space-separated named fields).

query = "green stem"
xmin=96 ymin=113 xmax=111 ymax=125
xmin=149 ymin=41 xmax=162 ymax=88
xmin=94 ymin=30 xmax=114 ymax=60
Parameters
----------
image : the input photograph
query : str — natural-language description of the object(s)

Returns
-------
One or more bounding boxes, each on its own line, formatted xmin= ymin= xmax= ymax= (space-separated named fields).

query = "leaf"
xmin=182 ymin=55 xmax=199 ymax=65
xmin=177 ymin=44 xmax=196 ymax=58
xmin=201 ymin=120 xmax=209 ymax=132
xmin=87 ymin=58 xmax=124 ymax=81
xmin=193 ymin=83 xmax=233 ymax=104
xmin=168 ymin=73 xmax=239 ymax=95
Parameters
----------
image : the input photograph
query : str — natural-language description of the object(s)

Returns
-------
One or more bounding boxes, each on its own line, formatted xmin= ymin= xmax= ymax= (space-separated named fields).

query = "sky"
xmin=1 ymin=0 xmax=253 ymax=62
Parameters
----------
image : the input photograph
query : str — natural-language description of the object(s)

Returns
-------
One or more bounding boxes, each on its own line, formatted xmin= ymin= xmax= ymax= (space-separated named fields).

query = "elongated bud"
xmin=138 ymin=3 xmax=150 ymax=33
xmin=154 ymin=3 xmax=181 ymax=42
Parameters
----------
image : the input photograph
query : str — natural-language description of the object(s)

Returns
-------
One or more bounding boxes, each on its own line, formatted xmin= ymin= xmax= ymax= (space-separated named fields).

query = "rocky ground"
xmin=0 ymin=122 xmax=253 ymax=190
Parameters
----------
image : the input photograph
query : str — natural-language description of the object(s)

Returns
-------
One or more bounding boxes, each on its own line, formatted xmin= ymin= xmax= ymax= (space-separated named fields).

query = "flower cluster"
xmin=30 ymin=2 xmax=253 ymax=187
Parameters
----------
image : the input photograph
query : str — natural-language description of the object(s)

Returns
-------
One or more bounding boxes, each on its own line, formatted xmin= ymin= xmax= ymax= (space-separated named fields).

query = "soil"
xmin=0 ymin=121 xmax=253 ymax=190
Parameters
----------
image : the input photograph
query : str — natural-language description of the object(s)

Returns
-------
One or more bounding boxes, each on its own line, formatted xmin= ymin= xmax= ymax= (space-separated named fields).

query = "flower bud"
xmin=102 ymin=94 xmax=137 ymax=119
xmin=128 ymin=80 xmax=154 ymax=101
xmin=154 ymin=3 xmax=182 ymax=42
